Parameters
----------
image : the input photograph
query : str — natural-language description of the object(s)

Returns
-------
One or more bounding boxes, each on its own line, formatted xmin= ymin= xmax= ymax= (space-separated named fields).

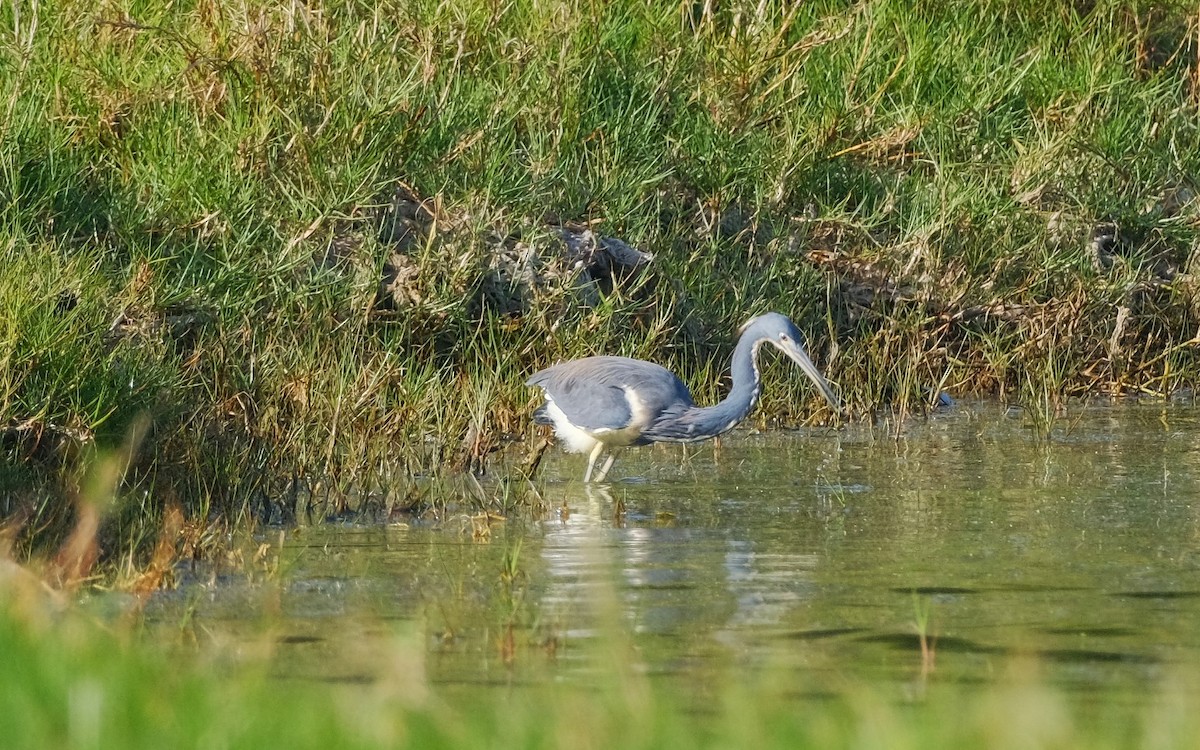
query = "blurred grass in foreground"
xmin=2 ymin=566 xmax=1200 ymax=750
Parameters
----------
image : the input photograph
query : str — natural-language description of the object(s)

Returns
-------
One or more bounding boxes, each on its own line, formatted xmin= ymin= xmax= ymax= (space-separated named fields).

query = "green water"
xmin=146 ymin=401 xmax=1200 ymax=708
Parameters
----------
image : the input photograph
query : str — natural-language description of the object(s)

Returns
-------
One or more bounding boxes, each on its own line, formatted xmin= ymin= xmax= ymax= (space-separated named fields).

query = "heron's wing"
xmin=528 ymin=367 xmax=633 ymax=431
xmin=527 ymin=356 xmax=692 ymax=433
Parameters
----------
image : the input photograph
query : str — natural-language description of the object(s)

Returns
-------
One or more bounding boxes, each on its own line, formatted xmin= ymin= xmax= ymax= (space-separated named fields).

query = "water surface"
xmin=146 ymin=401 xmax=1200 ymax=709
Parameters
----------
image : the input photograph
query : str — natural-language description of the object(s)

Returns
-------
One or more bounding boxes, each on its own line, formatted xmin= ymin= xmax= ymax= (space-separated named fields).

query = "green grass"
xmin=4 ymin=0 xmax=1200 ymax=555
xmin=2 ymin=572 xmax=1200 ymax=750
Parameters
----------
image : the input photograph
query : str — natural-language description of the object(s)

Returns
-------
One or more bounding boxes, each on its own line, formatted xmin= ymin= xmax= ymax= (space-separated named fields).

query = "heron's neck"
xmin=688 ymin=334 xmax=763 ymax=435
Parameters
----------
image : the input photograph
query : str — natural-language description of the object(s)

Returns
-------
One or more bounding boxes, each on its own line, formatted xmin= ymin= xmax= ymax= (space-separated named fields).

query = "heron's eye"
xmin=779 ymin=333 xmax=791 ymax=343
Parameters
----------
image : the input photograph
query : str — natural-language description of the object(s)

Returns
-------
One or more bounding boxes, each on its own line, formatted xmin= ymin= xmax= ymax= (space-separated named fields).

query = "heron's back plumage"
xmin=526 ymin=356 xmax=695 ymax=442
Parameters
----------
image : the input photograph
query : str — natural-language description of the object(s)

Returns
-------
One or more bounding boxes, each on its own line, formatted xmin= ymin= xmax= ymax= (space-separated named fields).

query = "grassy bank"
xmin=4 ymin=0 xmax=1200 ymax=557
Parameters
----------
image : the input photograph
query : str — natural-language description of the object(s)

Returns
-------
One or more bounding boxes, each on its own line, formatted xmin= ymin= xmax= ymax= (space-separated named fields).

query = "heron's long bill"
xmin=777 ymin=341 xmax=840 ymax=411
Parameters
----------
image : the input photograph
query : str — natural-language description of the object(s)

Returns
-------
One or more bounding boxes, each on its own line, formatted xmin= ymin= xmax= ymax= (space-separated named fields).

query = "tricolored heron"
xmin=527 ymin=312 xmax=840 ymax=482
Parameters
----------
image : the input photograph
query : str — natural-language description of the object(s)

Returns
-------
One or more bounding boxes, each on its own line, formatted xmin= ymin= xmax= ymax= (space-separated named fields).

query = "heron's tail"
xmin=532 ymin=403 xmax=553 ymax=425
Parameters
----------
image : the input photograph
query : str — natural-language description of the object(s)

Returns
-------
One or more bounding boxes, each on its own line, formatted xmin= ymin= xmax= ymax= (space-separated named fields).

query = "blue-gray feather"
xmin=526 ymin=356 xmax=692 ymax=440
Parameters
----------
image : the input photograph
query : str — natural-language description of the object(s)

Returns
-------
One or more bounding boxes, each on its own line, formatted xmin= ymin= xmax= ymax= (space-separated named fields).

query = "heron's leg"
xmin=584 ymin=442 xmax=606 ymax=483
xmin=592 ymin=450 xmax=619 ymax=483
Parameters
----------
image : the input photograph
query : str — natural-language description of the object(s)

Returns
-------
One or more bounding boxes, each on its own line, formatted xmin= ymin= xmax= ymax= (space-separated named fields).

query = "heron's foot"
xmin=584 ymin=442 xmax=606 ymax=483
xmin=591 ymin=452 xmax=618 ymax=483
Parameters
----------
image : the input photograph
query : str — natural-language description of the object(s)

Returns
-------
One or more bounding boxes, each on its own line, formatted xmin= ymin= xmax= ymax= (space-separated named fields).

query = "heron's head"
xmin=741 ymin=313 xmax=840 ymax=411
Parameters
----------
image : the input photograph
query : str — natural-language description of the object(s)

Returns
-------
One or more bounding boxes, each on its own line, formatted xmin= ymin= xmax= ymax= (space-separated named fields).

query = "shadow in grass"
xmin=860 ymin=632 xmax=1160 ymax=665
xmin=272 ymin=673 xmax=377 ymax=685
xmin=277 ymin=635 xmax=325 ymax=645
xmin=1038 ymin=648 xmax=1159 ymax=665
xmin=629 ymin=582 xmax=698 ymax=591
xmin=1112 ymin=591 xmax=1200 ymax=600
xmin=778 ymin=627 xmax=866 ymax=641
xmin=1039 ymin=627 xmax=1140 ymax=637
xmin=781 ymin=689 xmax=844 ymax=704
xmin=990 ymin=584 xmax=1090 ymax=593
xmin=316 ymin=674 xmax=377 ymax=685
xmin=895 ymin=585 xmax=1096 ymax=595
xmin=856 ymin=632 xmax=1005 ymax=655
